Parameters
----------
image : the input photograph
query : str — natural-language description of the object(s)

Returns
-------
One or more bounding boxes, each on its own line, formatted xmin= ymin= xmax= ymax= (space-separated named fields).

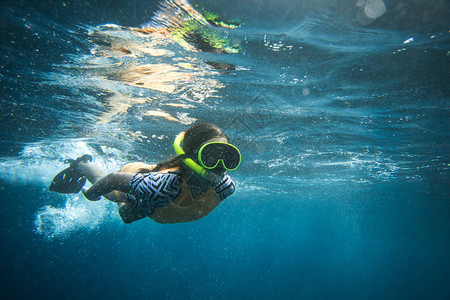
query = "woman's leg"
xmin=77 ymin=160 xmax=108 ymax=185
xmin=75 ymin=158 xmax=145 ymax=223
xmin=76 ymin=159 xmax=134 ymax=202
xmin=82 ymin=171 xmax=135 ymax=201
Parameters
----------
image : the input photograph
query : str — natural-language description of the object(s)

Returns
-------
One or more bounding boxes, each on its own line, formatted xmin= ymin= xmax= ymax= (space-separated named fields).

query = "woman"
xmin=49 ymin=123 xmax=240 ymax=224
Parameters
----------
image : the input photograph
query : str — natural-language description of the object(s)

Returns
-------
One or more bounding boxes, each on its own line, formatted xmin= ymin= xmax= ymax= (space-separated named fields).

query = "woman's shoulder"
xmin=121 ymin=162 xmax=156 ymax=173
xmin=121 ymin=162 xmax=182 ymax=174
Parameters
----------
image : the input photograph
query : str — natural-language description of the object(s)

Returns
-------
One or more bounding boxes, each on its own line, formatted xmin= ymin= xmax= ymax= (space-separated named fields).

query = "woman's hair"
xmin=182 ymin=123 xmax=228 ymax=155
xmin=151 ymin=123 xmax=228 ymax=172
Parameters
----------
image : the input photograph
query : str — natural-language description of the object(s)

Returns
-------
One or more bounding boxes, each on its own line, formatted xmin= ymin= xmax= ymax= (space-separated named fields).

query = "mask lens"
xmin=199 ymin=143 xmax=241 ymax=170
xmin=221 ymin=146 xmax=241 ymax=170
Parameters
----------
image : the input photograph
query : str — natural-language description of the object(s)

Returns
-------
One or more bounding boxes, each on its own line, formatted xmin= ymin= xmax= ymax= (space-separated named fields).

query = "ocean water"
xmin=1 ymin=0 xmax=449 ymax=299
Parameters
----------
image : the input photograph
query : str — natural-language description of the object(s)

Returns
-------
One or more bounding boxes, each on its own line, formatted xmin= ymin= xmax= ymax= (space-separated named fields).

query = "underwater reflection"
xmin=71 ymin=0 xmax=241 ymax=124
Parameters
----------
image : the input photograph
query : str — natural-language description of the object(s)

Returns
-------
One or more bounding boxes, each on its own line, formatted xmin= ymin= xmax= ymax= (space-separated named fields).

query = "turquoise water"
xmin=1 ymin=0 xmax=449 ymax=299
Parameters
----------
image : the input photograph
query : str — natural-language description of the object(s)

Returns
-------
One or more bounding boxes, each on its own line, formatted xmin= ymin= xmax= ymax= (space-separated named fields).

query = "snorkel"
xmin=173 ymin=132 xmax=222 ymax=182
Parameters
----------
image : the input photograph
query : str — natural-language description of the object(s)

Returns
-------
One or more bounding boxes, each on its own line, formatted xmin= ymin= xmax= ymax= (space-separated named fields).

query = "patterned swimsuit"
xmin=125 ymin=172 xmax=235 ymax=216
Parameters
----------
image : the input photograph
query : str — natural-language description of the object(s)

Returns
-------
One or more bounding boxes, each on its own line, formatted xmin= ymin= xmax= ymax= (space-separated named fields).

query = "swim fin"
xmin=49 ymin=155 xmax=92 ymax=194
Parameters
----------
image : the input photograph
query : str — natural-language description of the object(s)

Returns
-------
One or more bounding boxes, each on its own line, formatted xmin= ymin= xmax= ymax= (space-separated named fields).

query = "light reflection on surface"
xmin=73 ymin=0 xmax=240 ymax=125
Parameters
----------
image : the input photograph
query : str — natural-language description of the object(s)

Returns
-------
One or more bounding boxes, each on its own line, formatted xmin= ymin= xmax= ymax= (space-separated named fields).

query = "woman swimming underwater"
xmin=49 ymin=123 xmax=240 ymax=224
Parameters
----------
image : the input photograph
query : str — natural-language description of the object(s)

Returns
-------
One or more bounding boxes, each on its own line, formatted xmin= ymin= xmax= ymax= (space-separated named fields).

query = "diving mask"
xmin=173 ymin=132 xmax=241 ymax=178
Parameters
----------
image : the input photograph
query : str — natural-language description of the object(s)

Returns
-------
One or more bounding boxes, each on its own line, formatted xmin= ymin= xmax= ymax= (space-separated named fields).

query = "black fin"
xmin=49 ymin=166 xmax=86 ymax=194
xmin=49 ymin=154 xmax=92 ymax=194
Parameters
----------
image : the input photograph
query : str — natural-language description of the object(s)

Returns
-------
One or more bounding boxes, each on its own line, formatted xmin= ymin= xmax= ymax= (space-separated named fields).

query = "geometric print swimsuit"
xmin=125 ymin=172 xmax=235 ymax=216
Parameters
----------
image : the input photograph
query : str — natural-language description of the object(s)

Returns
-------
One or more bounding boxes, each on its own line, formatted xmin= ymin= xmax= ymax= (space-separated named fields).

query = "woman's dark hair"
xmin=183 ymin=123 xmax=228 ymax=155
xmin=151 ymin=123 xmax=228 ymax=172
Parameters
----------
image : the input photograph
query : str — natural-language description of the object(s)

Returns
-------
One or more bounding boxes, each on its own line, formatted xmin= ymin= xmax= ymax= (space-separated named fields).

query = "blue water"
xmin=1 ymin=0 xmax=449 ymax=299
